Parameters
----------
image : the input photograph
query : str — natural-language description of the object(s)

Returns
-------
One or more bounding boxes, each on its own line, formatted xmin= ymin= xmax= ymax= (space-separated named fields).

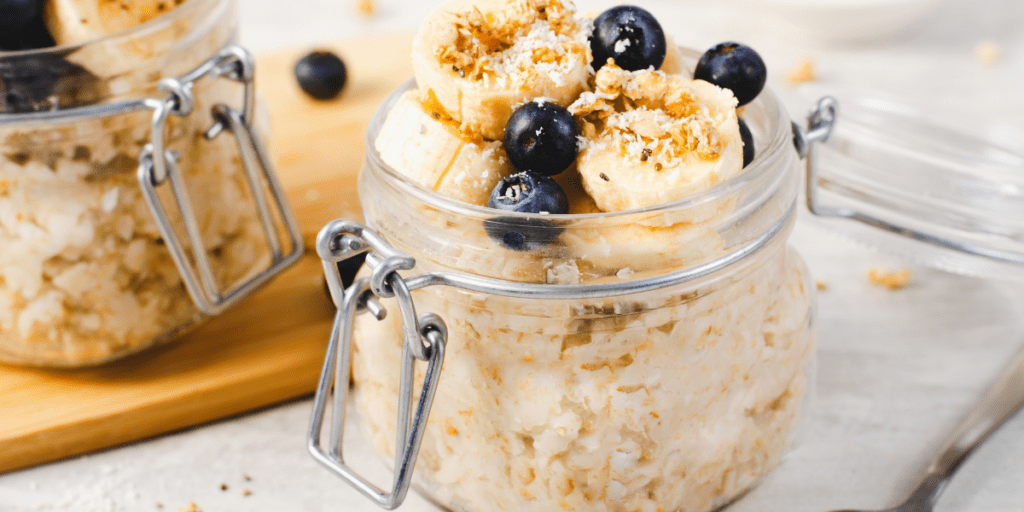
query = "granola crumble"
xmin=571 ymin=63 xmax=728 ymax=168
xmin=435 ymin=0 xmax=589 ymax=89
xmin=868 ymin=267 xmax=912 ymax=290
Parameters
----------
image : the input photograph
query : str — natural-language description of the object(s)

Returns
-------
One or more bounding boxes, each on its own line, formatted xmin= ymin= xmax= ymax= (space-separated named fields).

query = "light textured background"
xmin=2 ymin=0 xmax=1024 ymax=511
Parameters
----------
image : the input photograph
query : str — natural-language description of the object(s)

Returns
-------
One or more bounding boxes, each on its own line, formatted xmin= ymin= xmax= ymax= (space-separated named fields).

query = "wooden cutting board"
xmin=0 ymin=33 xmax=414 ymax=474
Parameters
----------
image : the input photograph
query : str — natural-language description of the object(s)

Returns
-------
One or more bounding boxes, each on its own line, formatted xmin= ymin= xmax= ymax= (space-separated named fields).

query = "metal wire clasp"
xmin=137 ymin=46 xmax=303 ymax=316
xmin=797 ymin=96 xmax=1024 ymax=264
xmin=309 ymin=220 xmax=448 ymax=510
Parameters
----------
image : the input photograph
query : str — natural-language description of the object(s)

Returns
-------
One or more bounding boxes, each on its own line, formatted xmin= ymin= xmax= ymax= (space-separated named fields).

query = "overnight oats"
xmin=311 ymin=1 xmax=815 ymax=511
xmin=0 ymin=0 xmax=299 ymax=366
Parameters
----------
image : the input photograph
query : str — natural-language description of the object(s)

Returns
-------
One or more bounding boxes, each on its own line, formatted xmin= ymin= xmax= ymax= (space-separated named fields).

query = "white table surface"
xmin=2 ymin=1 xmax=1024 ymax=511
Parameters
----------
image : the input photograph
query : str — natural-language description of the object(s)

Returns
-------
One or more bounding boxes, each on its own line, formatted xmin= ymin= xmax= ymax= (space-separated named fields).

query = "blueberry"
xmin=0 ymin=0 xmax=40 ymax=36
xmin=738 ymin=117 xmax=754 ymax=168
xmin=295 ymin=50 xmax=347 ymax=100
xmin=0 ymin=52 xmax=102 ymax=113
xmin=589 ymin=5 xmax=666 ymax=72
xmin=488 ymin=171 xmax=569 ymax=215
xmin=504 ymin=101 xmax=578 ymax=177
xmin=484 ymin=171 xmax=568 ymax=251
xmin=483 ymin=216 xmax=565 ymax=251
xmin=693 ymin=42 xmax=767 ymax=107
xmin=1 ymin=5 xmax=55 ymax=52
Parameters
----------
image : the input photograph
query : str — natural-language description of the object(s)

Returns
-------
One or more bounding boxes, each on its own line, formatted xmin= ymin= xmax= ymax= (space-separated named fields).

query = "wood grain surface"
xmin=0 ymin=33 xmax=414 ymax=474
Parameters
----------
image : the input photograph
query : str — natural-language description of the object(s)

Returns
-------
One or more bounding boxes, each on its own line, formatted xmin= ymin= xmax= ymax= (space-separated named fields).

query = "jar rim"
xmin=363 ymin=66 xmax=793 ymax=222
xmin=0 ymin=0 xmax=219 ymax=57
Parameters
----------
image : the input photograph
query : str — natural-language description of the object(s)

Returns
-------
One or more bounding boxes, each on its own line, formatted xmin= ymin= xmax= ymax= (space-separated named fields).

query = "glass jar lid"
xmin=794 ymin=86 xmax=1024 ymax=282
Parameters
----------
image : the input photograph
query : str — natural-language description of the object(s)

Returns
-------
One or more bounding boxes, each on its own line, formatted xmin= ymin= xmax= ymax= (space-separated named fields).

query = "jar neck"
xmin=360 ymin=81 xmax=799 ymax=286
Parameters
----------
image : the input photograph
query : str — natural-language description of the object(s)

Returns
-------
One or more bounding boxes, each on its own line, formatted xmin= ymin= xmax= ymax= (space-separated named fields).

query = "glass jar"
xmin=0 ymin=0 xmax=301 ymax=367
xmin=309 ymin=72 xmax=816 ymax=512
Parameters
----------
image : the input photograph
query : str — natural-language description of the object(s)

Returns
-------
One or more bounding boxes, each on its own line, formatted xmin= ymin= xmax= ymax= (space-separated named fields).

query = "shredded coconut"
xmin=434 ymin=0 xmax=591 ymax=90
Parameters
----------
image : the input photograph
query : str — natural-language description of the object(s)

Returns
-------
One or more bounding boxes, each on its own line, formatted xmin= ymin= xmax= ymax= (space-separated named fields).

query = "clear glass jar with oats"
xmin=0 ymin=0 xmax=301 ymax=367
xmin=309 ymin=1 xmax=1024 ymax=510
xmin=309 ymin=2 xmax=814 ymax=511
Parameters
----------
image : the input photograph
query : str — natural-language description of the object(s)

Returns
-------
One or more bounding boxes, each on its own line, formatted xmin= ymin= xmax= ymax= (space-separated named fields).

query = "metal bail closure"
xmin=137 ymin=45 xmax=303 ymax=316
xmin=798 ymin=97 xmax=1024 ymax=270
xmin=309 ymin=220 xmax=448 ymax=510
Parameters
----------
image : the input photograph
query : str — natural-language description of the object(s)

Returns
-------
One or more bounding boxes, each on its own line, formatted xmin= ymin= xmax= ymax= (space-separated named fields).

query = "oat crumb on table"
xmin=786 ymin=57 xmax=816 ymax=84
xmin=243 ymin=489 xmax=253 ymax=497
xmin=974 ymin=39 xmax=1001 ymax=66
xmin=220 ymin=483 xmax=228 ymax=491
xmin=815 ymin=279 xmax=828 ymax=291
xmin=356 ymin=0 xmax=374 ymax=15
xmin=179 ymin=504 xmax=201 ymax=512
xmin=868 ymin=267 xmax=911 ymax=290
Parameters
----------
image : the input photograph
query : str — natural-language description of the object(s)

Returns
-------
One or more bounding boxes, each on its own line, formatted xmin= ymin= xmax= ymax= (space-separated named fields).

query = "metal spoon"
xmin=830 ymin=346 xmax=1024 ymax=512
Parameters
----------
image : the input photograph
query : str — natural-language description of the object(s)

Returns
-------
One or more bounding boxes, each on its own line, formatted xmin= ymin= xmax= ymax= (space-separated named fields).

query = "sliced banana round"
xmin=570 ymin=63 xmax=743 ymax=213
xmin=412 ymin=0 xmax=592 ymax=141
xmin=659 ymin=40 xmax=691 ymax=78
xmin=45 ymin=0 xmax=176 ymax=45
xmin=375 ymin=90 xmax=517 ymax=206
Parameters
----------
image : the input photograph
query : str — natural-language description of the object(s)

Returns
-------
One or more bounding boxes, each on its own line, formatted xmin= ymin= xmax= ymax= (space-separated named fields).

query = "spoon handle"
xmin=910 ymin=345 xmax=1024 ymax=509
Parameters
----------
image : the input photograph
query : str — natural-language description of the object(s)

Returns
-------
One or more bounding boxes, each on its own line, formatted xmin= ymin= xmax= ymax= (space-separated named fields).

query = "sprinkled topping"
xmin=433 ymin=0 xmax=591 ymax=90
xmin=570 ymin=62 xmax=733 ymax=167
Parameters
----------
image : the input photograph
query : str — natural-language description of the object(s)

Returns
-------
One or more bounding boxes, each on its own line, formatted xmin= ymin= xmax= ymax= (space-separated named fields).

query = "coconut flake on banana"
xmin=375 ymin=90 xmax=516 ymax=206
xmin=412 ymin=0 xmax=592 ymax=141
xmin=570 ymin=62 xmax=744 ymax=213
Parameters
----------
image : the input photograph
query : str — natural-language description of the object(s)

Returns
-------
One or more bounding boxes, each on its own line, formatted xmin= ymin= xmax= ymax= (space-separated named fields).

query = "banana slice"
xmin=660 ymin=40 xmax=691 ymax=78
xmin=412 ymin=0 xmax=592 ymax=141
xmin=45 ymin=0 xmax=180 ymax=45
xmin=375 ymin=89 xmax=517 ymax=206
xmin=570 ymin=63 xmax=743 ymax=213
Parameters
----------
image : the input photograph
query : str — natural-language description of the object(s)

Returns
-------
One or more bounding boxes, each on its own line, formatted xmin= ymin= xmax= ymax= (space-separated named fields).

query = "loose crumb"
xmin=179 ymin=504 xmax=201 ymax=512
xmin=356 ymin=0 xmax=374 ymax=16
xmin=243 ymin=474 xmax=252 ymax=482
xmin=868 ymin=267 xmax=911 ymax=290
xmin=156 ymin=503 xmax=163 ymax=509
xmin=815 ymin=280 xmax=828 ymax=291
xmin=785 ymin=58 xmax=816 ymax=84
xmin=243 ymin=489 xmax=253 ymax=497
xmin=974 ymin=39 xmax=1001 ymax=66
xmin=220 ymin=483 xmax=228 ymax=491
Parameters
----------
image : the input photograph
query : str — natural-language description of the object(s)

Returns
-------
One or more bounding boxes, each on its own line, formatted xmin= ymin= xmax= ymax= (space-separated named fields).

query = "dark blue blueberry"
xmin=504 ymin=101 xmax=578 ymax=177
xmin=483 ymin=217 xmax=565 ymax=252
xmin=488 ymin=171 xmax=569 ymax=215
xmin=589 ymin=5 xmax=666 ymax=72
xmin=0 ymin=0 xmax=40 ymax=37
xmin=484 ymin=171 xmax=568 ymax=251
xmin=694 ymin=42 xmax=767 ymax=107
xmin=738 ymin=117 xmax=754 ymax=167
xmin=295 ymin=51 xmax=347 ymax=100
xmin=1 ymin=4 xmax=54 ymax=52
xmin=0 ymin=51 xmax=102 ymax=113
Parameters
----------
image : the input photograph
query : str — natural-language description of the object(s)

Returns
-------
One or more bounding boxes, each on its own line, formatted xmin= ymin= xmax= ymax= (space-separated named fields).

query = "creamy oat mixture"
xmin=353 ymin=0 xmax=815 ymax=510
xmin=354 ymin=243 xmax=813 ymax=512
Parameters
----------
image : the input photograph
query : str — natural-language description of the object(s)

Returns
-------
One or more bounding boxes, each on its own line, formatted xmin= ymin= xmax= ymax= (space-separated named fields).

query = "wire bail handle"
xmin=309 ymin=219 xmax=448 ymax=510
xmin=137 ymin=45 xmax=303 ymax=316
xmin=796 ymin=96 xmax=1024 ymax=264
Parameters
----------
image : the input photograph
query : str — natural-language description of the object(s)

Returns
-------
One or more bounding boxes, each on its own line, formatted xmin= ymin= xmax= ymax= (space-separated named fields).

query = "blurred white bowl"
xmin=756 ymin=0 xmax=943 ymax=43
